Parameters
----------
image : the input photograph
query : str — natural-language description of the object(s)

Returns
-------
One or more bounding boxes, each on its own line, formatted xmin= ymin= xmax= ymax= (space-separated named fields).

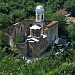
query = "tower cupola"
xmin=35 ymin=5 xmax=44 ymax=21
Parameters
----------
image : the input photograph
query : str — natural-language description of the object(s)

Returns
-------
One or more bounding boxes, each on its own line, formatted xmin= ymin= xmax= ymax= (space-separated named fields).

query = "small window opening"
xmin=41 ymin=15 xmax=43 ymax=20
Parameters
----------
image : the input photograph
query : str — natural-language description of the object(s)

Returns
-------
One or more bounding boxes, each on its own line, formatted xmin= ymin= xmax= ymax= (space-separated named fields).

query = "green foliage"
xmin=0 ymin=0 xmax=74 ymax=29
xmin=0 ymin=31 xmax=7 ymax=47
xmin=0 ymin=13 xmax=12 ymax=29
xmin=0 ymin=2 xmax=9 ymax=14
xmin=0 ymin=51 xmax=25 ymax=75
xmin=15 ymin=36 xmax=24 ymax=44
xmin=63 ymin=0 xmax=75 ymax=16
xmin=44 ymin=7 xmax=53 ymax=20
xmin=63 ymin=0 xmax=75 ymax=10
xmin=66 ymin=23 xmax=75 ymax=41
xmin=0 ymin=46 xmax=75 ymax=75
xmin=26 ymin=0 xmax=36 ymax=17
xmin=9 ymin=9 xmax=26 ymax=23
xmin=0 ymin=0 xmax=36 ymax=28
xmin=66 ymin=24 xmax=73 ymax=39
xmin=0 ymin=0 xmax=75 ymax=75
xmin=50 ymin=13 xmax=68 ymax=36
xmin=0 ymin=0 xmax=75 ymax=29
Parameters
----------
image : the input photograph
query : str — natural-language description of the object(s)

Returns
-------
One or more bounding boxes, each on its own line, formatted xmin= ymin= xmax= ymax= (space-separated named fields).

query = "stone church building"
xmin=4 ymin=5 xmax=58 ymax=57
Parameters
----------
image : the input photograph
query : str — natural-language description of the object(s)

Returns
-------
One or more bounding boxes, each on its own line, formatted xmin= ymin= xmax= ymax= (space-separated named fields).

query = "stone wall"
xmin=4 ymin=19 xmax=58 ymax=58
xmin=46 ymin=21 xmax=58 ymax=45
xmin=4 ymin=19 xmax=34 ymax=47
xmin=27 ymin=37 xmax=48 ymax=57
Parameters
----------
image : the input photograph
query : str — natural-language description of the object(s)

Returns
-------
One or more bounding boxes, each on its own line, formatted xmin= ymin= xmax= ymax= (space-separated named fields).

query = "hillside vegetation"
xmin=0 ymin=0 xmax=75 ymax=47
xmin=0 ymin=0 xmax=75 ymax=75
xmin=0 ymin=0 xmax=75 ymax=29
xmin=0 ymin=48 xmax=75 ymax=75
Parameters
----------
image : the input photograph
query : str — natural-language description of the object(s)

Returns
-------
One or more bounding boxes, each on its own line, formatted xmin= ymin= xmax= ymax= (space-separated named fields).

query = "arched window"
xmin=41 ymin=15 xmax=43 ymax=20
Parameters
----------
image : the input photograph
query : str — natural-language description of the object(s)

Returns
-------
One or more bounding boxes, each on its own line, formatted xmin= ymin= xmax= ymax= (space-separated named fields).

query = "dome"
xmin=36 ymin=5 xmax=44 ymax=12
xmin=30 ymin=25 xmax=41 ymax=30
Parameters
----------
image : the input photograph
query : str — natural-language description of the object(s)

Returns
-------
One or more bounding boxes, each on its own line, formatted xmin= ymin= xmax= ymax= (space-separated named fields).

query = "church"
xmin=4 ymin=5 xmax=58 ymax=57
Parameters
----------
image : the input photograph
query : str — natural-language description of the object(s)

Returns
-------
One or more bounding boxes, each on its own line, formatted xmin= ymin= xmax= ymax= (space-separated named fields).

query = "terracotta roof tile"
xmin=66 ymin=17 xmax=75 ymax=23
xmin=24 ymin=18 xmax=35 ymax=21
xmin=70 ymin=19 xmax=75 ymax=23
xmin=44 ymin=27 xmax=49 ymax=31
xmin=44 ymin=21 xmax=58 ymax=31
xmin=56 ymin=9 xmax=68 ymax=15
xmin=47 ymin=21 xmax=58 ymax=28
xmin=13 ymin=22 xmax=20 ymax=25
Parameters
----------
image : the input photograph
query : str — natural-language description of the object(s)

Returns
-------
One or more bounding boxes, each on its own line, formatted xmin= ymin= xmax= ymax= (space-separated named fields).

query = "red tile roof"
xmin=56 ymin=9 xmax=68 ymax=15
xmin=66 ymin=17 xmax=75 ymax=23
xmin=13 ymin=19 xmax=35 ymax=26
xmin=13 ymin=22 xmax=20 ymax=26
xmin=3 ymin=19 xmax=34 ymax=32
xmin=47 ymin=21 xmax=58 ymax=28
xmin=44 ymin=27 xmax=49 ymax=30
xmin=70 ymin=19 xmax=75 ymax=23
xmin=44 ymin=21 xmax=58 ymax=31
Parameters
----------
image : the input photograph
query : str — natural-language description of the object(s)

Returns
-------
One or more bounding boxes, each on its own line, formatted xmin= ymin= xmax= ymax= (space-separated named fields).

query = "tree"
xmin=46 ymin=0 xmax=63 ymax=11
xmin=15 ymin=36 xmax=24 ymax=44
xmin=50 ymin=13 xmax=67 ymax=36
xmin=9 ymin=9 xmax=26 ymax=23
xmin=26 ymin=0 xmax=36 ymax=18
xmin=63 ymin=0 xmax=75 ymax=16
xmin=44 ymin=7 xmax=53 ymax=20
xmin=0 ymin=2 xmax=9 ymax=14
xmin=0 ymin=31 xmax=8 ymax=47
xmin=0 ymin=13 xmax=12 ymax=29
xmin=66 ymin=23 xmax=75 ymax=40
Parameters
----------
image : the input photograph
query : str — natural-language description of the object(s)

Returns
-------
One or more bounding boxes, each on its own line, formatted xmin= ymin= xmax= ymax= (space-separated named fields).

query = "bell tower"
xmin=35 ymin=5 xmax=44 ymax=22
xmin=35 ymin=5 xmax=44 ymax=34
